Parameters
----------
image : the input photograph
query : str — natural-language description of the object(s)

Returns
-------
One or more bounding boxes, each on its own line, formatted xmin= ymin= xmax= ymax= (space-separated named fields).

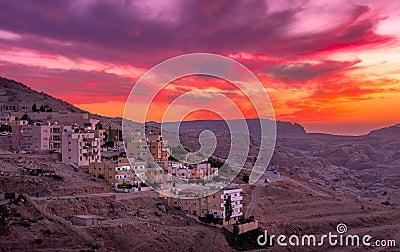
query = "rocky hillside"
xmin=0 ymin=77 xmax=82 ymax=113
xmin=367 ymin=123 xmax=400 ymax=138
xmin=0 ymin=77 xmax=121 ymax=129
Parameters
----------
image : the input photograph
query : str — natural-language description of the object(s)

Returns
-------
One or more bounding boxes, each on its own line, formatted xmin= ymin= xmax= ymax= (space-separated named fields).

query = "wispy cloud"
xmin=0 ymin=0 xmax=399 ymax=134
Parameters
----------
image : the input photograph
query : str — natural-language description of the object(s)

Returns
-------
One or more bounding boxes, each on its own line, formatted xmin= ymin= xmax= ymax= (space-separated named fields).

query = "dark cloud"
xmin=259 ymin=59 xmax=360 ymax=83
xmin=0 ymin=0 xmax=393 ymax=68
xmin=0 ymin=61 xmax=132 ymax=103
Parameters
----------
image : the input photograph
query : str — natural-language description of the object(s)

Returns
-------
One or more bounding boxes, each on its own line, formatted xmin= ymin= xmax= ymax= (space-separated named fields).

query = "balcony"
xmin=231 ymin=196 xmax=243 ymax=201
xmin=231 ymin=212 xmax=243 ymax=217
xmin=233 ymin=204 xmax=243 ymax=209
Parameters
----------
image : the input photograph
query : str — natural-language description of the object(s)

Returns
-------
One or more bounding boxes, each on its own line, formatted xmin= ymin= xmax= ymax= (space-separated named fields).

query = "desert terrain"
xmin=1 ymin=78 xmax=399 ymax=251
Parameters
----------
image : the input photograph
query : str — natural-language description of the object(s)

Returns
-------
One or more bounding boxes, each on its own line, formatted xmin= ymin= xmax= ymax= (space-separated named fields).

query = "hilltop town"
xmin=0 ymin=77 xmax=259 ymax=250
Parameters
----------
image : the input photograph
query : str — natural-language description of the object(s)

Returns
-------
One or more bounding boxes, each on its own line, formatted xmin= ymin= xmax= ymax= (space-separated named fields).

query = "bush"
xmin=21 ymin=114 xmax=30 ymax=121
xmin=102 ymin=140 xmax=114 ymax=148
xmin=43 ymin=229 xmax=51 ymax=236
xmin=0 ymin=124 xmax=11 ymax=132
xmin=198 ymin=214 xmax=220 ymax=224
xmin=208 ymin=156 xmax=224 ymax=168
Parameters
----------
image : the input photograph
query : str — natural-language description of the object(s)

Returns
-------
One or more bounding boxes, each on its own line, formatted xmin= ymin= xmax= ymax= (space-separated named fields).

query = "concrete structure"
xmin=170 ymin=161 xmax=218 ymax=180
xmin=265 ymin=170 xmax=282 ymax=183
xmin=62 ymin=129 xmax=104 ymax=166
xmin=147 ymin=134 xmax=170 ymax=162
xmin=11 ymin=117 xmax=101 ymax=156
xmin=89 ymin=158 xmax=146 ymax=189
xmin=225 ymin=220 xmax=259 ymax=234
xmin=168 ymin=187 xmax=243 ymax=224
xmin=0 ymin=101 xmax=30 ymax=112
xmin=12 ymin=123 xmax=73 ymax=153
xmin=71 ymin=215 xmax=107 ymax=226
xmin=126 ymin=131 xmax=170 ymax=162
xmin=126 ymin=130 xmax=151 ymax=161
xmin=0 ymin=112 xmax=16 ymax=124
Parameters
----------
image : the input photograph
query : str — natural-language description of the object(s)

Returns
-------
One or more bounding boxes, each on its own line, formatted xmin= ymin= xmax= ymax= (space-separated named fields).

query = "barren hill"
xmin=0 ymin=77 xmax=121 ymax=129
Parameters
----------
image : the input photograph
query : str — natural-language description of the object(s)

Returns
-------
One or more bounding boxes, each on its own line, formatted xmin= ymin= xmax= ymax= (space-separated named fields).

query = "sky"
xmin=0 ymin=0 xmax=400 ymax=135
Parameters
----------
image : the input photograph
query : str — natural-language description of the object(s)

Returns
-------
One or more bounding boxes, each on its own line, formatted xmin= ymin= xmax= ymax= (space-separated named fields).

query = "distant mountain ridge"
xmin=367 ymin=123 xmax=400 ymax=138
xmin=1 ymin=76 xmax=398 ymax=137
xmin=147 ymin=118 xmax=306 ymax=137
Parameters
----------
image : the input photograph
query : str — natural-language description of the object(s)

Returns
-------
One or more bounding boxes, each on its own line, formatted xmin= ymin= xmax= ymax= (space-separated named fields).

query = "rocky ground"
xmin=0 ymin=154 xmax=110 ymax=197
xmin=0 ymin=196 xmax=90 ymax=251
xmin=0 ymin=164 xmax=399 ymax=251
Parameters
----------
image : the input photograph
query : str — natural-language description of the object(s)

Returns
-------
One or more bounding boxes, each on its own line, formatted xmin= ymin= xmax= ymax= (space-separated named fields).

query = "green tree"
xmin=224 ymin=194 xmax=233 ymax=223
xmin=21 ymin=114 xmax=30 ymax=121
xmin=233 ymin=220 xmax=239 ymax=236
xmin=95 ymin=122 xmax=104 ymax=130
xmin=39 ymin=105 xmax=45 ymax=112
xmin=32 ymin=103 xmax=37 ymax=112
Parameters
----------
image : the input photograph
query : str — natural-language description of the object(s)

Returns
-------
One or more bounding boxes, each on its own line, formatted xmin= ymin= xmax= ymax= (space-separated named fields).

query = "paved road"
xmin=31 ymin=190 xmax=158 ymax=201
xmin=246 ymin=186 xmax=262 ymax=218
xmin=283 ymin=176 xmax=334 ymax=198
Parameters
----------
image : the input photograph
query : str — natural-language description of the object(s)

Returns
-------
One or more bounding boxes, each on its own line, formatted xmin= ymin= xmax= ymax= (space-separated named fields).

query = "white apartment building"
xmin=209 ymin=188 xmax=243 ymax=220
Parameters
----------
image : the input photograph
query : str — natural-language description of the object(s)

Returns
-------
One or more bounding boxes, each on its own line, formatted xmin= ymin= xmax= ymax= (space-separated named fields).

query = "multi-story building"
xmin=11 ymin=117 xmax=102 ymax=155
xmin=126 ymin=131 xmax=170 ymax=162
xmin=126 ymin=130 xmax=150 ymax=161
xmin=0 ymin=112 xmax=16 ymax=124
xmin=49 ymin=124 xmax=63 ymax=152
xmin=12 ymin=124 xmax=67 ymax=152
xmin=0 ymin=101 xmax=30 ymax=112
xmin=88 ymin=158 xmax=146 ymax=189
xmin=12 ymin=124 xmax=51 ymax=152
xmin=168 ymin=187 xmax=243 ymax=224
xmin=147 ymin=134 xmax=170 ymax=162
xmin=61 ymin=129 xmax=104 ymax=166
xmin=169 ymin=161 xmax=218 ymax=180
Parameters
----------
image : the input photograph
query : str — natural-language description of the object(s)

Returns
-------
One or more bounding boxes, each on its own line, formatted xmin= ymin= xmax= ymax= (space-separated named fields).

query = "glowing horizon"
xmin=1 ymin=0 xmax=400 ymax=135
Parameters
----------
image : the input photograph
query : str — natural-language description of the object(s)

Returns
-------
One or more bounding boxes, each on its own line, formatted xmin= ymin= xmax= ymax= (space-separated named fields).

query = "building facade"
xmin=168 ymin=187 xmax=243 ymax=224
xmin=61 ymin=129 xmax=104 ymax=166
xmin=88 ymin=158 xmax=146 ymax=189
xmin=11 ymin=124 xmax=60 ymax=152
xmin=147 ymin=134 xmax=170 ymax=162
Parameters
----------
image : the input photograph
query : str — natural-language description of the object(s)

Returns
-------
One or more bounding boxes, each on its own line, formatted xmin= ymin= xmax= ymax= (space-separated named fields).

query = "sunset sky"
xmin=1 ymin=0 xmax=400 ymax=135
